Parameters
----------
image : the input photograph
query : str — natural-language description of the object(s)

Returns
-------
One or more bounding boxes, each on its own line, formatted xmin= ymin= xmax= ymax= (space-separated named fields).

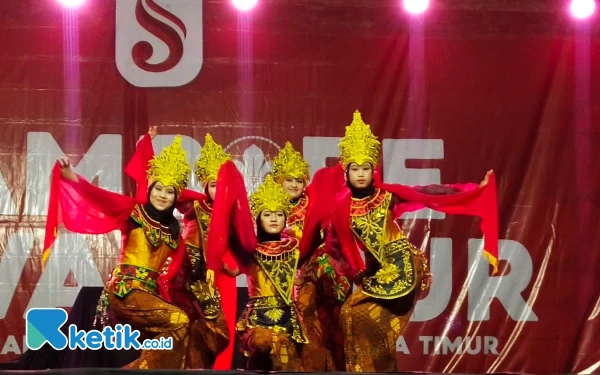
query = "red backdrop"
xmin=0 ymin=1 xmax=599 ymax=373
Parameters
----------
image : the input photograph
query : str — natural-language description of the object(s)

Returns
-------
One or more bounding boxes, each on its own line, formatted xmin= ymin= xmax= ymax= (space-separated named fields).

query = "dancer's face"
xmin=260 ymin=210 xmax=286 ymax=234
xmin=348 ymin=162 xmax=373 ymax=189
xmin=207 ymin=180 xmax=217 ymax=200
xmin=281 ymin=176 xmax=305 ymax=200
xmin=149 ymin=182 xmax=176 ymax=211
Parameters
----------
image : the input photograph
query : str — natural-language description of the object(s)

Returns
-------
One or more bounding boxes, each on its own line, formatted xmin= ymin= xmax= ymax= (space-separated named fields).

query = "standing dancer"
xmin=173 ymin=134 xmax=243 ymax=369
xmin=332 ymin=110 xmax=498 ymax=372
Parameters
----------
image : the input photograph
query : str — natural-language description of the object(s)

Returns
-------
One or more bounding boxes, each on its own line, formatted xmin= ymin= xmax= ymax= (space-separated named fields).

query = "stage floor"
xmin=0 ymin=370 xmax=423 ymax=375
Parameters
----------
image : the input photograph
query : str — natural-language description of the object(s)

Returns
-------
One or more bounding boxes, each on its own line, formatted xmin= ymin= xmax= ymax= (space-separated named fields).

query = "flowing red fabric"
xmin=331 ymin=168 xmax=499 ymax=276
xmin=331 ymin=188 xmax=365 ymax=277
xmin=319 ymin=164 xmax=366 ymax=277
xmin=124 ymin=133 xmax=154 ymax=201
xmin=206 ymin=161 xmax=257 ymax=266
xmin=158 ymin=240 xmax=187 ymax=302
xmin=298 ymin=166 xmax=327 ymax=258
xmin=299 ymin=166 xmax=345 ymax=259
xmin=376 ymin=172 xmax=499 ymax=273
xmin=42 ymin=133 xmax=187 ymax=300
xmin=211 ymin=273 xmax=237 ymax=370
xmin=42 ymin=166 xmax=185 ymax=300
xmin=177 ymin=188 xmax=209 ymax=209
xmin=42 ymin=164 xmax=138 ymax=266
xmin=201 ymin=160 xmax=257 ymax=369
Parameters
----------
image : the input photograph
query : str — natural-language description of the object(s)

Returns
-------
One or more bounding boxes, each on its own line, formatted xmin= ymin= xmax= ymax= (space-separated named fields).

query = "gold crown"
xmin=250 ymin=174 xmax=292 ymax=217
xmin=195 ymin=134 xmax=232 ymax=185
xmin=270 ymin=141 xmax=310 ymax=183
xmin=147 ymin=135 xmax=191 ymax=195
xmin=338 ymin=110 xmax=380 ymax=169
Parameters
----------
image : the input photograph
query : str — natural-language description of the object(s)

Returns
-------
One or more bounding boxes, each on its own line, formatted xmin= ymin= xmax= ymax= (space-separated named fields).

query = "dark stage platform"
xmin=0 ymin=370 xmax=435 ymax=375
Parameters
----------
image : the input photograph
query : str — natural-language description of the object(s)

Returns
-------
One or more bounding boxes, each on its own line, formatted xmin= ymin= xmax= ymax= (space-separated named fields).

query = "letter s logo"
xmin=115 ymin=0 xmax=203 ymax=87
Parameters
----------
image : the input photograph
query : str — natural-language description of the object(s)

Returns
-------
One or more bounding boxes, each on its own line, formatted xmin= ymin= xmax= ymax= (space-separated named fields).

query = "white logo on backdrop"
xmin=115 ymin=0 xmax=203 ymax=87
xmin=225 ymin=136 xmax=282 ymax=195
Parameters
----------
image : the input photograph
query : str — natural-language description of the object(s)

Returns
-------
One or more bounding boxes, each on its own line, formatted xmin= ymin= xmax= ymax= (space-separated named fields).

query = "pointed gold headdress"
xmin=250 ymin=174 xmax=292 ymax=218
xmin=147 ymin=135 xmax=191 ymax=195
xmin=338 ymin=110 xmax=380 ymax=170
xmin=270 ymin=141 xmax=310 ymax=183
xmin=195 ymin=134 xmax=232 ymax=185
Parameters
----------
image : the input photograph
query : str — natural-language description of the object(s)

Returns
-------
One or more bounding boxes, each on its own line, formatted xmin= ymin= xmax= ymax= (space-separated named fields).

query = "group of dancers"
xmin=41 ymin=110 xmax=498 ymax=372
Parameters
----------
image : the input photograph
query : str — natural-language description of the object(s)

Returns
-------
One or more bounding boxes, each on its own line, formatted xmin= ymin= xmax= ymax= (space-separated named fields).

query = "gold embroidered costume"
xmin=236 ymin=175 xmax=307 ymax=371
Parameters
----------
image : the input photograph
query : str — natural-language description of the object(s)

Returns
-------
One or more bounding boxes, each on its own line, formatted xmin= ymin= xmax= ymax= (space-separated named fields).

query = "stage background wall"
xmin=0 ymin=0 xmax=599 ymax=373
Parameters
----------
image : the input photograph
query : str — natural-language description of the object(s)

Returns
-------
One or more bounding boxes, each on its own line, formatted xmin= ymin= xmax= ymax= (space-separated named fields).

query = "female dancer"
xmin=332 ymin=110 xmax=498 ymax=372
xmin=173 ymin=133 xmax=242 ymax=369
xmin=270 ymin=142 xmax=350 ymax=370
xmin=208 ymin=174 xmax=308 ymax=371
xmin=125 ymin=132 xmax=242 ymax=369
xmin=42 ymin=134 xmax=192 ymax=369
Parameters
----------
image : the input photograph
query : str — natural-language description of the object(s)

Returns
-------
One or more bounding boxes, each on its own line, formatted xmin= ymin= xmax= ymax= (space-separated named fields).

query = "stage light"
xmin=570 ymin=0 xmax=596 ymax=19
xmin=403 ymin=0 xmax=430 ymax=14
xmin=232 ymin=0 xmax=258 ymax=11
xmin=57 ymin=0 xmax=85 ymax=8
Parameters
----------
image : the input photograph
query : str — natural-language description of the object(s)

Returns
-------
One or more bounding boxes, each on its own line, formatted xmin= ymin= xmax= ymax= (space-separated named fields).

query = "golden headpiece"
xmin=270 ymin=141 xmax=310 ymax=183
xmin=147 ymin=135 xmax=191 ymax=195
xmin=250 ymin=174 xmax=292 ymax=218
xmin=195 ymin=133 xmax=232 ymax=185
xmin=338 ymin=110 xmax=380 ymax=170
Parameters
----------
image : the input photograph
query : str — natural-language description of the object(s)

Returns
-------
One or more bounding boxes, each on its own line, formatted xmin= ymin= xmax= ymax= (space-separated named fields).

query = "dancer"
xmin=215 ymin=174 xmax=308 ymax=371
xmin=42 ymin=134 xmax=192 ymax=369
xmin=270 ymin=142 xmax=350 ymax=371
xmin=173 ymin=134 xmax=242 ymax=369
xmin=332 ymin=110 xmax=498 ymax=372
xmin=125 ymin=132 xmax=241 ymax=369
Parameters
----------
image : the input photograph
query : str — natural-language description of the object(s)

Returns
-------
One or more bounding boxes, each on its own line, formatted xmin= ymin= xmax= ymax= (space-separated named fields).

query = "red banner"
xmin=0 ymin=1 xmax=599 ymax=373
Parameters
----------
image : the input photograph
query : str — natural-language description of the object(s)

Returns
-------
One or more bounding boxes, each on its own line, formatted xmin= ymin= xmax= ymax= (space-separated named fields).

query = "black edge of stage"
xmin=0 ymin=371 xmax=536 ymax=375
xmin=0 ymin=371 xmax=474 ymax=375
xmin=0 ymin=374 xmax=413 ymax=375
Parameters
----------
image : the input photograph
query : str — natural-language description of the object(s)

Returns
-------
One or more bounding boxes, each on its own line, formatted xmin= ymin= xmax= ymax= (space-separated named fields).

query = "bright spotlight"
xmin=570 ymin=0 xmax=596 ymax=19
xmin=403 ymin=0 xmax=430 ymax=15
xmin=57 ymin=0 xmax=85 ymax=8
xmin=232 ymin=0 xmax=258 ymax=11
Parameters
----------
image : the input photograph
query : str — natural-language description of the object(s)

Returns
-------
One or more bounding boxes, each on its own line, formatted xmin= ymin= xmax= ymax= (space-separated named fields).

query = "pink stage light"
xmin=570 ymin=0 xmax=596 ymax=19
xmin=232 ymin=0 xmax=258 ymax=11
xmin=403 ymin=0 xmax=430 ymax=15
xmin=57 ymin=0 xmax=85 ymax=8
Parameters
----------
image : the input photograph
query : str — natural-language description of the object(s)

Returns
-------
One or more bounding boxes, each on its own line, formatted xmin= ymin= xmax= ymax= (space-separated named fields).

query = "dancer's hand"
xmin=285 ymin=225 xmax=302 ymax=241
xmin=294 ymin=262 xmax=312 ymax=285
xmin=481 ymin=170 xmax=493 ymax=187
xmin=160 ymin=256 xmax=172 ymax=274
xmin=148 ymin=126 xmax=157 ymax=139
xmin=137 ymin=126 xmax=157 ymax=145
xmin=222 ymin=262 xmax=241 ymax=277
xmin=58 ymin=157 xmax=78 ymax=182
